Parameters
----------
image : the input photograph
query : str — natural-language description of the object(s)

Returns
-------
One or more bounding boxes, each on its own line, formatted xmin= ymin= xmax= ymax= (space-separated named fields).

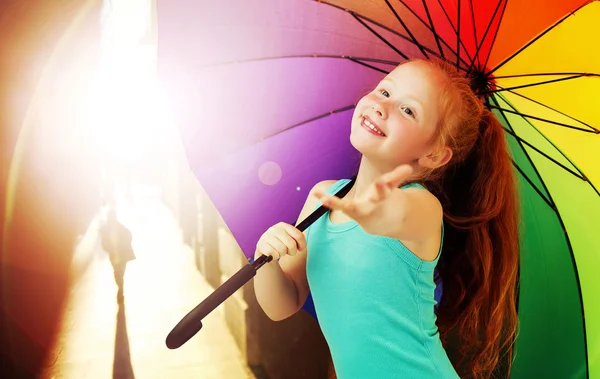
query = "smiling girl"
xmin=254 ymin=59 xmax=520 ymax=379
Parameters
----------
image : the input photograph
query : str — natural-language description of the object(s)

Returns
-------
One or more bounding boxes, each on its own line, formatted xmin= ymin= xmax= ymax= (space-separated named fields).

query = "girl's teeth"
xmin=364 ymin=118 xmax=384 ymax=135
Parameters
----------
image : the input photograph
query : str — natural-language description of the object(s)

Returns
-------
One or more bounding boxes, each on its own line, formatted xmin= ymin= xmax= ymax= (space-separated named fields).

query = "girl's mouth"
xmin=361 ymin=116 xmax=386 ymax=137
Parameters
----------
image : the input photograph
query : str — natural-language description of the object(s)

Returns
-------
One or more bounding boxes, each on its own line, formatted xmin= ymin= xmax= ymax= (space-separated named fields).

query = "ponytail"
xmin=427 ymin=109 xmax=520 ymax=378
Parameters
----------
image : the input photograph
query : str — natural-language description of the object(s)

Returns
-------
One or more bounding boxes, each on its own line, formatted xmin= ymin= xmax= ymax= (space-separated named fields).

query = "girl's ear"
xmin=418 ymin=147 xmax=453 ymax=169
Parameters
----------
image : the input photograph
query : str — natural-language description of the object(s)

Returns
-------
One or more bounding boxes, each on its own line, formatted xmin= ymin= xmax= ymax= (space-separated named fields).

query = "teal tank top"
xmin=306 ymin=179 xmax=459 ymax=379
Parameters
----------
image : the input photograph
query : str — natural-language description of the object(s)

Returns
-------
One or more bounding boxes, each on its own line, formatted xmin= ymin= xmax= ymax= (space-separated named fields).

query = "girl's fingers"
xmin=316 ymin=168 xmax=412 ymax=221
xmin=256 ymin=222 xmax=307 ymax=259
xmin=313 ymin=189 xmax=326 ymax=200
xmin=277 ymin=233 xmax=298 ymax=256
xmin=370 ymin=179 xmax=389 ymax=202
xmin=266 ymin=238 xmax=288 ymax=258
xmin=317 ymin=190 xmax=357 ymax=211
xmin=256 ymin=241 xmax=281 ymax=260
xmin=280 ymin=223 xmax=307 ymax=252
xmin=383 ymin=165 xmax=413 ymax=188
xmin=320 ymin=194 xmax=345 ymax=210
xmin=320 ymin=195 xmax=360 ymax=220
xmin=322 ymin=189 xmax=380 ymax=219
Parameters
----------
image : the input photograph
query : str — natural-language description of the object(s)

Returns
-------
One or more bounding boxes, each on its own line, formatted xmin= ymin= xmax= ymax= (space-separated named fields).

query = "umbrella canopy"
xmin=157 ymin=0 xmax=600 ymax=377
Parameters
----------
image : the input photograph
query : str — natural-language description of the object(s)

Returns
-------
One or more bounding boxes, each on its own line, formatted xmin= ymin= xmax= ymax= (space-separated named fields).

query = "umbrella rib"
xmin=488 ymin=104 xmax=598 ymax=134
xmin=344 ymin=56 xmax=402 ymax=66
xmin=487 ymin=0 xmax=593 ymax=77
xmin=489 ymin=97 xmax=556 ymax=208
xmin=432 ymin=0 xmax=474 ymax=68
xmin=421 ymin=0 xmax=445 ymax=58
xmin=371 ymin=0 xmax=473 ymax=67
xmin=456 ymin=0 xmax=461 ymax=68
xmin=486 ymin=74 xmax=586 ymax=94
xmin=197 ymin=54 xmax=402 ymax=68
xmin=511 ymin=162 xmax=592 ymax=379
xmin=238 ymin=1 xmax=462 ymax=68
xmin=503 ymin=87 xmax=599 ymax=132
xmin=468 ymin=0 xmax=504 ymax=72
xmin=347 ymin=0 xmax=473 ymax=68
xmin=348 ymin=57 xmax=391 ymax=74
xmin=493 ymin=72 xmax=600 ymax=80
xmin=343 ymin=8 xmax=468 ymax=71
xmin=502 ymin=127 xmax=587 ymax=181
xmin=468 ymin=0 xmax=479 ymax=68
xmin=260 ymin=105 xmax=356 ymax=140
xmin=491 ymin=96 xmax=591 ymax=375
xmin=495 ymin=95 xmax=600 ymax=198
xmin=490 ymin=82 xmax=599 ymax=133
xmin=481 ymin=0 xmax=509 ymax=74
xmin=350 ymin=12 xmax=409 ymax=60
xmin=397 ymin=0 xmax=475 ymax=66
xmin=385 ymin=0 xmax=428 ymax=58
xmin=509 ymin=159 xmax=555 ymax=209
xmin=396 ymin=0 xmax=473 ymax=67
xmin=206 ymin=105 xmax=357 ymax=163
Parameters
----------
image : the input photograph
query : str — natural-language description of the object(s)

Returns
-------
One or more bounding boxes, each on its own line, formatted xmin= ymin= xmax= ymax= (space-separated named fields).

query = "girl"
xmin=253 ymin=59 xmax=520 ymax=379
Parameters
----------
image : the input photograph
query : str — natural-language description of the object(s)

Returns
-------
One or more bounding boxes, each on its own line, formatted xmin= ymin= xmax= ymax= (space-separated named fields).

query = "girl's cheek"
xmin=357 ymin=97 xmax=371 ymax=108
xmin=362 ymin=92 xmax=378 ymax=103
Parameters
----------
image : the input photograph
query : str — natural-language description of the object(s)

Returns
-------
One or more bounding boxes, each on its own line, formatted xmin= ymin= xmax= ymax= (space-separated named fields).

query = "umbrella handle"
xmin=166 ymin=258 xmax=271 ymax=349
xmin=166 ymin=178 xmax=356 ymax=349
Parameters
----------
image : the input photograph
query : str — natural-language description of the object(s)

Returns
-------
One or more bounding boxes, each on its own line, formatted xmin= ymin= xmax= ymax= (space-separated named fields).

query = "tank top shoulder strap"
xmin=325 ymin=179 xmax=353 ymax=196
xmin=401 ymin=182 xmax=427 ymax=190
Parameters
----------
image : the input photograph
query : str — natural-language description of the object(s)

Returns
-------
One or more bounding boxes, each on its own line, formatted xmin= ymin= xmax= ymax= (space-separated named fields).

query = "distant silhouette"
xmin=100 ymin=206 xmax=136 ymax=303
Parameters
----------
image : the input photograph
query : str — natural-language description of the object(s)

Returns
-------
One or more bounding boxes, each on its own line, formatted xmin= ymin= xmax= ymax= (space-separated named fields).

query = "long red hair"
xmin=417 ymin=59 xmax=520 ymax=379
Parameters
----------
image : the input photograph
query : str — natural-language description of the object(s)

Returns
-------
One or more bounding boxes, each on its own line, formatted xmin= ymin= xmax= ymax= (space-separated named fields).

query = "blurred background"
xmin=0 ymin=0 xmax=331 ymax=378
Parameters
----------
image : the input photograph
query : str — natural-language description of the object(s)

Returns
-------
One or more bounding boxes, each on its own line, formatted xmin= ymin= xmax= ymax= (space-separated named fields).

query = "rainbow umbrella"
xmin=157 ymin=0 xmax=599 ymax=377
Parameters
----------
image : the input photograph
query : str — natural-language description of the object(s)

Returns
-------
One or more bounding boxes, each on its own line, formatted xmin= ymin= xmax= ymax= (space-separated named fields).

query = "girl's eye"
xmin=379 ymin=89 xmax=390 ymax=98
xmin=402 ymin=106 xmax=415 ymax=118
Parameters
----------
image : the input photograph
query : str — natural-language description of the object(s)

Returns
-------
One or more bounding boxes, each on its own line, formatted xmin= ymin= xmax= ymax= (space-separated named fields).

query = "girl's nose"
xmin=372 ymin=102 xmax=387 ymax=119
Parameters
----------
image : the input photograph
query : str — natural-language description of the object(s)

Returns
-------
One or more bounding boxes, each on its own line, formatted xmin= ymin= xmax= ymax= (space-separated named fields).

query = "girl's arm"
xmin=316 ymin=166 xmax=442 ymax=262
xmin=253 ymin=180 xmax=336 ymax=321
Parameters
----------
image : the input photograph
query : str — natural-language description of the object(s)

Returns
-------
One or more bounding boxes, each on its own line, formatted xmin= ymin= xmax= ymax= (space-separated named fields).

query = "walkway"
xmin=41 ymin=189 xmax=254 ymax=379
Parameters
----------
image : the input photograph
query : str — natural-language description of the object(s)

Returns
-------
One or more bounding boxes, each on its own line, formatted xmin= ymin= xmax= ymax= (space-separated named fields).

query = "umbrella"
xmin=157 ymin=0 xmax=600 ymax=377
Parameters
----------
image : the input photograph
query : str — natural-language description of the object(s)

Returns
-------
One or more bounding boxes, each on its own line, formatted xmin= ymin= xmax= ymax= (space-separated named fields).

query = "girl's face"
xmin=350 ymin=61 xmax=443 ymax=171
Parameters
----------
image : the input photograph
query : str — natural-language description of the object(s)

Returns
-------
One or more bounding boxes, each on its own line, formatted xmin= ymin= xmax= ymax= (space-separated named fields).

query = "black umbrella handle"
xmin=166 ymin=263 xmax=258 ymax=349
xmin=165 ymin=178 xmax=355 ymax=349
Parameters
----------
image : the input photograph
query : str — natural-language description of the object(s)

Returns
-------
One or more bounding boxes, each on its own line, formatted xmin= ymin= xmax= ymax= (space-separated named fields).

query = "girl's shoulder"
xmin=312 ymin=178 xmax=353 ymax=197
xmin=310 ymin=179 xmax=341 ymax=195
xmin=298 ymin=179 xmax=345 ymax=222
xmin=303 ymin=180 xmax=338 ymax=213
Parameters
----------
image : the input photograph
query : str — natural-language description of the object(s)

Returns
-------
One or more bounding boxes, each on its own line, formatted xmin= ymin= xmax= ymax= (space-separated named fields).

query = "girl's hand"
xmin=314 ymin=165 xmax=413 ymax=235
xmin=255 ymin=222 xmax=307 ymax=260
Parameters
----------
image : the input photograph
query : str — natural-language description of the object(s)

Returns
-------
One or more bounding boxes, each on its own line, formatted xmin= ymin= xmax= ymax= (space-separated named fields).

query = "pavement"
xmin=40 ymin=188 xmax=255 ymax=379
